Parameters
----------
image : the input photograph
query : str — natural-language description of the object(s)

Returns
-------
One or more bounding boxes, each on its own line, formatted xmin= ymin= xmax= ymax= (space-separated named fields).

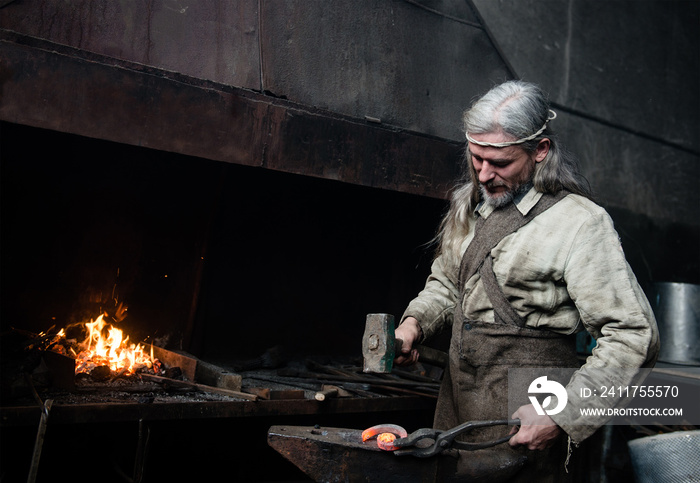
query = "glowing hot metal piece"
xmin=361 ymin=424 xmax=408 ymax=451
xmin=376 ymin=433 xmax=399 ymax=451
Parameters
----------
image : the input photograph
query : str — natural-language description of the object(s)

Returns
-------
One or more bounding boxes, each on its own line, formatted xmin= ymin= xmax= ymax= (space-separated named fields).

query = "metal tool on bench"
xmin=362 ymin=418 xmax=521 ymax=458
xmin=362 ymin=313 xmax=448 ymax=373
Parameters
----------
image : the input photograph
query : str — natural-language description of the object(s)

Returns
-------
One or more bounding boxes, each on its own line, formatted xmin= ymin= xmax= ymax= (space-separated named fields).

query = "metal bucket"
xmin=628 ymin=430 xmax=700 ymax=482
xmin=649 ymin=282 xmax=700 ymax=366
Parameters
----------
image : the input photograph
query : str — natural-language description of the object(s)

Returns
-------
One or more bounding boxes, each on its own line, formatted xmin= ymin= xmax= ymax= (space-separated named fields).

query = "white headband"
xmin=466 ymin=109 xmax=557 ymax=148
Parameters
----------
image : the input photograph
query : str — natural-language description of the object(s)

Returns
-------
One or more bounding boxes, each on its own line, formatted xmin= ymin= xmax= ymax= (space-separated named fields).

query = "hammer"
xmin=362 ymin=313 xmax=448 ymax=373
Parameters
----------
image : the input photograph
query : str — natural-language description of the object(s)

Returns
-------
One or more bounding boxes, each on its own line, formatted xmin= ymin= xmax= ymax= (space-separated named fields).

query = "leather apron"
xmin=434 ymin=191 xmax=580 ymax=482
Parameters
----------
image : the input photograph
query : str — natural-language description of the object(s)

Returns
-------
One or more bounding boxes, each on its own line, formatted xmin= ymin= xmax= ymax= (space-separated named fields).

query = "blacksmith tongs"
xmin=392 ymin=418 xmax=521 ymax=458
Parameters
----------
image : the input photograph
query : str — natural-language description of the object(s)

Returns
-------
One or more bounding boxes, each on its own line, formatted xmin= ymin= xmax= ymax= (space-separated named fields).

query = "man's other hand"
xmin=508 ymin=404 xmax=562 ymax=450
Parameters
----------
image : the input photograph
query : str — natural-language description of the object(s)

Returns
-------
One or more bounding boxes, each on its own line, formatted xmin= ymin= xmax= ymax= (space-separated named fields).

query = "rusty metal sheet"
xmin=0 ymin=0 xmax=261 ymax=90
xmin=471 ymin=0 xmax=699 ymax=153
xmin=0 ymin=32 xmax=267 ymax=168
xmin=0 ymin=31 xmax=461 ymax=199
xmin=265 ymin=106 xmax=461 ymax=197
xmin=259 ymin=0 xmax=509 ymax=141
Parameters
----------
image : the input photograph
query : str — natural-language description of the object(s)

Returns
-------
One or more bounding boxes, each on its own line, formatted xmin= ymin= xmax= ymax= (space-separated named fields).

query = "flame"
xmin=71 ymin=314 xmax=158 ymax=376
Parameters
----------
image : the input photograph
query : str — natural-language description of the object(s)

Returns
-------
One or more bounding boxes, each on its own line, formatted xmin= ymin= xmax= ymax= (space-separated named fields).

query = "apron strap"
xmin=479 ymin=255 xmax=527 ymax=327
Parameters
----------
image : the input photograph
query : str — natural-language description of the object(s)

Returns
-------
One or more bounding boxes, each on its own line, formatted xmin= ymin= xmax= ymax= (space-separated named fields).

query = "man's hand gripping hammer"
xmin=362 ymin=313 xmax=447 ymax=373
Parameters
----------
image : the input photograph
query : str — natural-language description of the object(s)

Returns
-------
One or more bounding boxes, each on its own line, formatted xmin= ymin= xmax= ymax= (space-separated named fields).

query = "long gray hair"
xmin=436 ymin=80 xmax=592 ymax=257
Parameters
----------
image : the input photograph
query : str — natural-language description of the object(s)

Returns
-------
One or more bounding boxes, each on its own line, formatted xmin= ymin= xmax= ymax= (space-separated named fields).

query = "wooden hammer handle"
xmin=395 ymin=338 xmax=448 ymax=367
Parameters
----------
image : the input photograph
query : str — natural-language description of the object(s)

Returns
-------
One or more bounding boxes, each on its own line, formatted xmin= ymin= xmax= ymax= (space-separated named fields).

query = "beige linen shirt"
xmin=402 ymin=187 xmax=660 ymax=442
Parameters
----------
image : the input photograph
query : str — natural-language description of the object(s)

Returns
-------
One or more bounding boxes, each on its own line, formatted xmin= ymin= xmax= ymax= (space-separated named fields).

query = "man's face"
xmin=468 ymin=132 xmax=549 ymax=208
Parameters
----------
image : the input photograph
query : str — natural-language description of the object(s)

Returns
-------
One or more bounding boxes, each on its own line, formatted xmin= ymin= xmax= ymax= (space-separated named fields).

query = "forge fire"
xmin=43 ymin=313 xmax=163 ymax=380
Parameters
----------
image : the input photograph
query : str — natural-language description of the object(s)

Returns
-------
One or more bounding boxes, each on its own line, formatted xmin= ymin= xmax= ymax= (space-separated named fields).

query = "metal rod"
xmin=133 ymin=419 xmax=151 ymax=483
xmin=27 ymin=399 xmax=53 ymax=483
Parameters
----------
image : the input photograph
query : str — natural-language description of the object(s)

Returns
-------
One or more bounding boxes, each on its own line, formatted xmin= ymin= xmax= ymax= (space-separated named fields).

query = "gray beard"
xmin=479 ymin=181 xmax=533 ymax=209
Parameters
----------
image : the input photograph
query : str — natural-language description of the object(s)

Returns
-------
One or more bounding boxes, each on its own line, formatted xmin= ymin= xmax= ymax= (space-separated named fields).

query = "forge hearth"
xmin=1 ymin=326 xmax=437 ymax=482
xmin=2 ymin=328 xmax=440 ymax=418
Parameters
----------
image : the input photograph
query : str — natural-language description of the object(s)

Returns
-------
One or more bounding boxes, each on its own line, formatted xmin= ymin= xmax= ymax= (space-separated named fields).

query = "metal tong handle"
xmin=450 ymin=419 xmax=520 ymax=451
xmin=394 ymin=418 xmax=520 ymax=458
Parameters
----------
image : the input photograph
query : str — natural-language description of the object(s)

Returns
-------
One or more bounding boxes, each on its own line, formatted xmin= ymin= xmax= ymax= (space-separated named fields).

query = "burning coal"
xmin=47 ymin=313 xmax=163 ymax=379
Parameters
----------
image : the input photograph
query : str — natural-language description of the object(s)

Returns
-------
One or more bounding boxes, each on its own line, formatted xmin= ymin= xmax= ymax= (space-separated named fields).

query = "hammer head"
xmin=362 ymin=313 xmax=396 ymax=373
